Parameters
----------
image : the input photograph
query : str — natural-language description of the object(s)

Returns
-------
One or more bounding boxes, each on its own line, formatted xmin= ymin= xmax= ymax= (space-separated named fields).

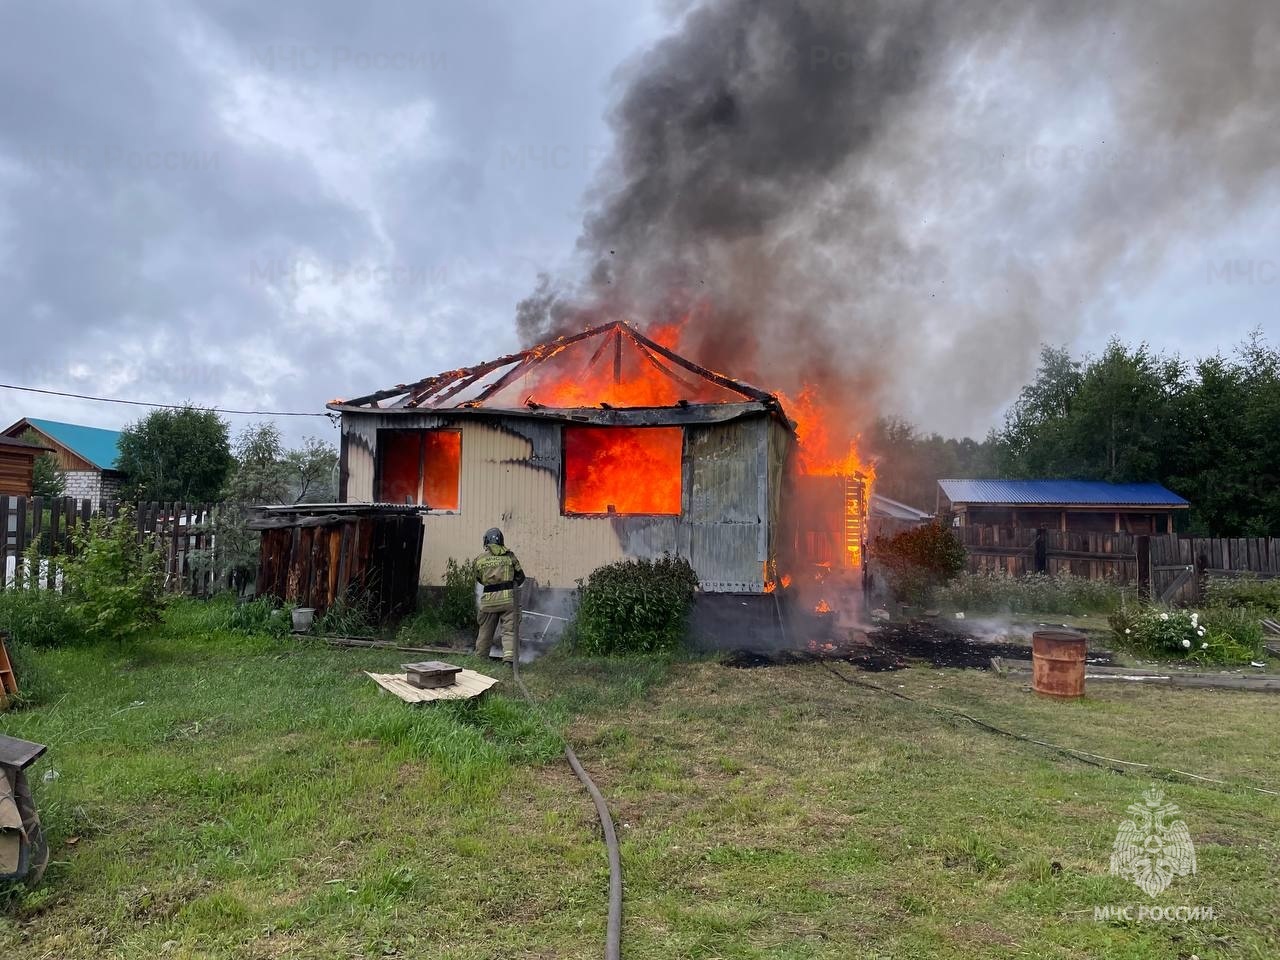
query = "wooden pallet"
xmin=366 ymin=668 xmax=499 ymax=704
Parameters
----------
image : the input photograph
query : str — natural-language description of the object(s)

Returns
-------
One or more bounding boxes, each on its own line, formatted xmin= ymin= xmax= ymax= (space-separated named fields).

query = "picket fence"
xmin=955 ymin=525 xmax=1280 ymax=603
xmin=0 ymin=496 xmax=236 ymax=596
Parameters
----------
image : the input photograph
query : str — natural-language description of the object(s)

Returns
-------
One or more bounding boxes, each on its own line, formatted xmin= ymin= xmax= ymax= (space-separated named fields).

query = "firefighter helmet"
xmin=483 ymin=527 xmax=504 ymax=547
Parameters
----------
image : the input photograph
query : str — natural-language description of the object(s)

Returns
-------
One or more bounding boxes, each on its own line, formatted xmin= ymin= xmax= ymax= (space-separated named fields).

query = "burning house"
xmin=328 ymin=320 xmax=869 ymax=602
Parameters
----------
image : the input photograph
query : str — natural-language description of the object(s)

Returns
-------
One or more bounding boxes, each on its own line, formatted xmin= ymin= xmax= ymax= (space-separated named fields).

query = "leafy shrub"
xmin=440 ymin=558 xmax=480 ymax=630
xmin=1108 ymin=604 xmax=1263 ymax=664
xmin=869 ymin=522 xmax=966 ymax=604
xmin=573 ymin=555 xmax=699 ymax=656
xmin=933 ymin=571 xmax=1128 ymax=615
xmin=1205 ymin=576 xmax=1280 ymax=617
xmin=227 ymin=597 xmax=291 ymax=637
xmin=64 ymin=506 xmax=165 ymax=644
xmin=0 ymin=588 xmax=82 ymax=648
xmin=398 ymin=558 xmax=480 ymax=641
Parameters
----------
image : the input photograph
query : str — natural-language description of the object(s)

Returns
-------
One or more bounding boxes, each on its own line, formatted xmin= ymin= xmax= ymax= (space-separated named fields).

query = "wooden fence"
xmin=955 ymin=525 xmax=1280 ymax=603
xmin=0 ymin=496 xmax=234 ymax=597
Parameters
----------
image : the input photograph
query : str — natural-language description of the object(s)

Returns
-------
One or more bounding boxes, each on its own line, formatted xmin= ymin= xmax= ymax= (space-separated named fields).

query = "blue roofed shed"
xmin=937 ymin=478 xmax=1189 ymax=534
xmin=2 ymin=418 xmax=125 ymax=506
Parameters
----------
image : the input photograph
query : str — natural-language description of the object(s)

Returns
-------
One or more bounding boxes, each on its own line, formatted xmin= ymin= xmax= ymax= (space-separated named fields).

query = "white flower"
xmin=1160 ymin=612 xmax=1170 ymax=621
xmin=1181 ymin=638 xmax=1191 ymax=649
xmin=1197 ymin=627 xmax=1205 ymax=637
xmin=1201 ymin=642 xmax=1209 ymax=649
xmin=1124 ymin=628 xmax=1131 ymax=635
xmin=1191 ymin=612 xmax=1199 ymax=626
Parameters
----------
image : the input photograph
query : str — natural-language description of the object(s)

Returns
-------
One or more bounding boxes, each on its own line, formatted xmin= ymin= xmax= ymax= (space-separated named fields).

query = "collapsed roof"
xmin=329 ymin=320 xmax=788 ymax=425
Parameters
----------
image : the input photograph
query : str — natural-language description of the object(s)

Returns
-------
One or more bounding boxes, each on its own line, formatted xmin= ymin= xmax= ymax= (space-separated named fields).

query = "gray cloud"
xmin=519 ymin=0 xmax=1280 ymax=435
xmin=0 ymin=0 xmax=1276 ymax=445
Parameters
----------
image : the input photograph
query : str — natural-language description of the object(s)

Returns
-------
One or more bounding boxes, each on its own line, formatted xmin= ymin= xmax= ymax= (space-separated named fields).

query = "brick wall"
xmin=63 ymin=470 xmax=104 ymax=505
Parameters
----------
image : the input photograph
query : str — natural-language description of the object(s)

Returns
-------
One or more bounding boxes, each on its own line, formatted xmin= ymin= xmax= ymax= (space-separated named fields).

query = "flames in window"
xmin=563 ymin=426 xmax=682 ymax=515
xmin=378 ymin=430 xmax=461 ymax=510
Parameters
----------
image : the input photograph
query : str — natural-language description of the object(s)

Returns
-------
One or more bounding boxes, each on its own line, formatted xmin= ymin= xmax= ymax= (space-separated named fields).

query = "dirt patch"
xmin=724 ymin=619 xmax=1114 ymax=671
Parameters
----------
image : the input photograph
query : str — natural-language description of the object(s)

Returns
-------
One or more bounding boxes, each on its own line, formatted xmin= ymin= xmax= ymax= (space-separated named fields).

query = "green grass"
xmin=1 ymin=599 xmax=1277 ymax=958
xmin=933 ymin=572 xmax=1130 ymax=616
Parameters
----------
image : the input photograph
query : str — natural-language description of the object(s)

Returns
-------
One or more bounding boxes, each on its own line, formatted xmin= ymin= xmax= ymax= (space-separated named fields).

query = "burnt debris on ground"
xmin=723 ymin=618 xmax=1115 ymax=672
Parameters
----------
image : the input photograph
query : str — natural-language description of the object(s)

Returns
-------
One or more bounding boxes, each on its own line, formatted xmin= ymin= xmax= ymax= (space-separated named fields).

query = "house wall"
xmin=954 ymin=505 xmax=1176 ymax=534
xmin=0 ymin=450 xmax=38 ymax=497
xmin=342 ymin=411 xmax=781 ymax=591
xmin=60 ymin=470 xmax=123 ymax=507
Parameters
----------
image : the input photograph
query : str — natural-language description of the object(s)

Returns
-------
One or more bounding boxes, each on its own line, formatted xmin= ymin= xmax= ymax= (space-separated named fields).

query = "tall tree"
xmin=223 ymin=423 xmax=291 ymax=504
xmin=285 ymin=436 xmax=338 ymax=503
xmin=117 ymin=406 xmax=233 ymax=502
xmin=867 ymin=416 xmax=996 ymax=511
xmin=21 ymin=428 xmax=65 ymax=499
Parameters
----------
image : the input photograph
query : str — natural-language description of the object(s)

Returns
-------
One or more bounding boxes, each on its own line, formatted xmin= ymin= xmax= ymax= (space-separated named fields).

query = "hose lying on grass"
xmin=511 ymin=655 xmax=623 ymax=960
xmin=818 ymin=660 xmax=1279 ymax=798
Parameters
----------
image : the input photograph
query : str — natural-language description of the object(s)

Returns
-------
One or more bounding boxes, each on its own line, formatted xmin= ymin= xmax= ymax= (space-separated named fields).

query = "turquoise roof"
xmin=23 ymin=418 xmax=123 ymax=471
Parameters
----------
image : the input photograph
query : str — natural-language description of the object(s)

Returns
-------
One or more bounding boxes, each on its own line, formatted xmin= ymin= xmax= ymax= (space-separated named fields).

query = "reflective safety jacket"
xmin=474 ymin=543 xmax=526 ymax=613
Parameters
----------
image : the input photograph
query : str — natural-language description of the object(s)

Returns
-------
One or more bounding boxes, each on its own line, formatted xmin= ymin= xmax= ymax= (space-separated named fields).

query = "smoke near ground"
xmin=517 ymin=0 xmax=1280 ymax=436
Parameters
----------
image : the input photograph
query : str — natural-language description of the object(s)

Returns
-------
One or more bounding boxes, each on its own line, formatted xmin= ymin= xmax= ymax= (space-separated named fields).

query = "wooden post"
xmin=1194 ymin=549 xmax=1208 ymax=604
xmin=1034 ymin=527 xmax=1048 ymax=574
xmin=0 ymin=497 xmax=9 ymax=593
xmin=1136 ymin=535 xmax=1151 ymax=600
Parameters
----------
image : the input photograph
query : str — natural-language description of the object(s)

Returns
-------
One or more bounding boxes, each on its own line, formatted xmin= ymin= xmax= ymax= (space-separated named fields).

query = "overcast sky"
xmin=0 ymin=0 xmax=1275 ymax=445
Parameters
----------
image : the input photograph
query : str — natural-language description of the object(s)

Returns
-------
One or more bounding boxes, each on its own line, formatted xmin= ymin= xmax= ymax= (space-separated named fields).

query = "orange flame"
xmin=563 ymin=425 xmax=682 ymax=515
xmin=815 ymin=599 xmax=833 ymax=614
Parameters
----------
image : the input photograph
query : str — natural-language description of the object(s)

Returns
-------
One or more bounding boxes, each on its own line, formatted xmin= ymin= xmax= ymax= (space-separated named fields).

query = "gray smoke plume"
xmin=517 ymin=0 xmax=1280 ymax=435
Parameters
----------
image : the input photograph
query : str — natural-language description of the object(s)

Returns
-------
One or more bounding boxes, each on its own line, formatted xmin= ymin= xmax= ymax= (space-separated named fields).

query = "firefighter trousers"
xmin=475 ymin=608 xmax=520 ymax=663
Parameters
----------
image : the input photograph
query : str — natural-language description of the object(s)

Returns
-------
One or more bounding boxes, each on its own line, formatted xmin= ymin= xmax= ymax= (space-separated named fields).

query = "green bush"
xmin=0 ymin=588 xmax=82 ymax=648
xmin=65 ymin=506 xmax=165 ymax=644
xmin=1108 ymin=604 xmax=1263 ymax=664
xmin=933 ymin=571 xmax=1128 ymax=615
xmin=869 ymin=522 xmax=966 ymax=604
xmin=226 ymin=596 xmax=291 ymax=637
xmin=397 ymin=559 xmax=480 ymax=643
xmin=440 ymin=558 xmax=480 ymax=630
xmin=573 ymin=555 xmax=699 ymax=656
xmin=1205 ymin=576 xmax=1280 ymax=616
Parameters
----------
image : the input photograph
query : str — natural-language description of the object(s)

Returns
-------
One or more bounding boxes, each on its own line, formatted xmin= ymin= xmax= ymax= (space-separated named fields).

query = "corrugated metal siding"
xmin=425 ymin=420 xmax=637 ymax=588
xmin=341 ymin=411 xmax=790 ymax=591
xmin=684 ymin=419 xmax=768 ymax=590
xmin=342 ymin=419 xmax=376 ymax=502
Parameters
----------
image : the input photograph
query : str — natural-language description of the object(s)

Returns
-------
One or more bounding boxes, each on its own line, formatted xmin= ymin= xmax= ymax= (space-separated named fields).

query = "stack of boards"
xmin=367 ymin=659 xmax=499 ymax=704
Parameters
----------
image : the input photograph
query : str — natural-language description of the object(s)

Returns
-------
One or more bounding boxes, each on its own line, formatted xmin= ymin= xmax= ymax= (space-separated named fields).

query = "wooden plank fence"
xmin=955 ymin=525 xmax=1280 ymax=603
xmin=1 ymin=496 xmax=235 ymax=597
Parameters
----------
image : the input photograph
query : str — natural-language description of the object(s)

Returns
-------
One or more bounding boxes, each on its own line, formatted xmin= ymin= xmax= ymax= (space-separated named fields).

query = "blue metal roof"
xmin=938 ymin=479 xmax=1189 ymax=507
xmin=22 ymin=418 xmax=123 ymax=471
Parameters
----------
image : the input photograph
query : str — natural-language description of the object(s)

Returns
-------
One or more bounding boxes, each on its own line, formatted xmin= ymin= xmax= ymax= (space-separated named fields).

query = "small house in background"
xmin=937 ymin=479 xmax=1189 ymax=534
xmin=867 ymin=493 xmax=933 ymax=540
xmin=0 ymin=435 xmax=54 ymax=497
xmin=1 ymin=418 xmax=125 ymax=506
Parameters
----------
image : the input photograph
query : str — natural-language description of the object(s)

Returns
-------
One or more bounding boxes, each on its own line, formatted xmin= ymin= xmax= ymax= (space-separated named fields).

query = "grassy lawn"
xmin=1 ymin=602 xmax=1277 ymax=958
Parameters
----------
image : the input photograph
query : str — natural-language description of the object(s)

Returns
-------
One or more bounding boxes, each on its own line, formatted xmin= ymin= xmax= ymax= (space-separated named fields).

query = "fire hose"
xmin=771 ymin=590 xmax=1276 ymax=797
xmin=511 ymin=651 xmax=623 ymax=960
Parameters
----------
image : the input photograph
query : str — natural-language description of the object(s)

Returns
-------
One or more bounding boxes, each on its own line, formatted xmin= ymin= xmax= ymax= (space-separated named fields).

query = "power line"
xmin=0 ymin=382 xmax=334 ymax=419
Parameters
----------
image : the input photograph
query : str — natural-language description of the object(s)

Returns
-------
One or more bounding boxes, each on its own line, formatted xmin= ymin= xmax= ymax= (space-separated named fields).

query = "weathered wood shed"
xmin=327 ymin=321 xmax=795 ymax=594
xmin=249 ymin=504 xmax=427 ymax=619
xmin=0 ymin=436 xmax=52 ymax=498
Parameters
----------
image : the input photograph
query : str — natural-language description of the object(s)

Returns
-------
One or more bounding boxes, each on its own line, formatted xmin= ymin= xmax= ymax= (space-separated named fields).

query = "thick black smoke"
xmin=518 ymin=0 xmax=1280 ymax=434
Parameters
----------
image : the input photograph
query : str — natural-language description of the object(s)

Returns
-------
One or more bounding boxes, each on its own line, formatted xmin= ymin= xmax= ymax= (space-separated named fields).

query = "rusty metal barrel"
xmin=1031 ymin=629 xmax=1088 ymax=699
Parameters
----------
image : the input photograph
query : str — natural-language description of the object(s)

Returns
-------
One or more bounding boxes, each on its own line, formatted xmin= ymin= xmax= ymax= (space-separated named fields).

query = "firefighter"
xmin=473 ymin=527 xmax=526 ymax=665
